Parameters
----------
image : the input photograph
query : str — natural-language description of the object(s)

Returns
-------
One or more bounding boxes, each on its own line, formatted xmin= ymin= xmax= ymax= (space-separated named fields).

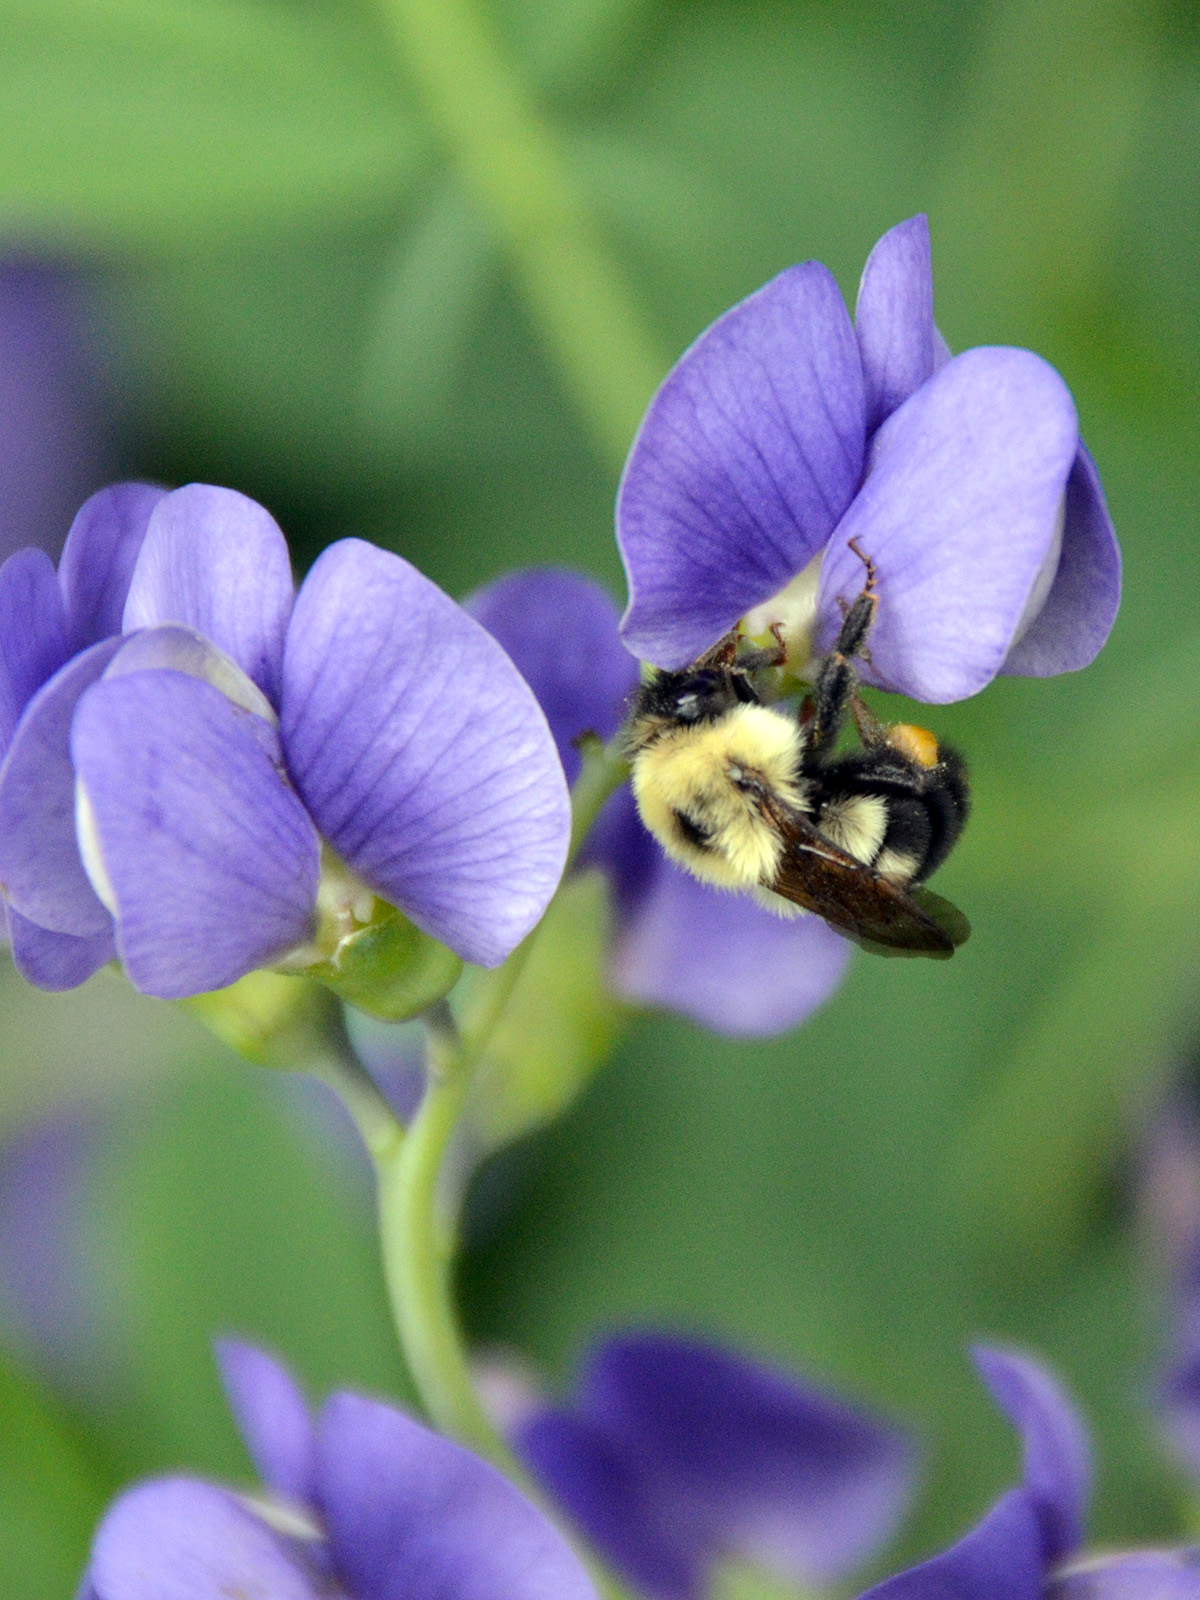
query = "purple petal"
xmin=972 ymin=1346 xmax=1090 ymax=1566
xmin=610 ymin=861 xmax=852 ymax=1036
xmin=4 ymin=904 xmax=114 ymax=990
xmin=71 ymin=671 xmax=319 ymax=999
xmin=215 ymin=1341 xmax=317 ymax=1508
xmin=1000 ymin=446 xmax=1121 ymax=677
xmin=122 ymin=485 xmax=295 ymax=703
xmin=518 ymin=1409 xmax=698 ymax=1600
xmin=858 ymin=1488 xmax=1044 ymax=1600
xmin=855 ymin=216 xmax=937 ymax=434
xmin=86 ymin=1478 xmax=323 ymax=1600
xmin=281 ymin=541 xmax=570 ymax=969
xmin=0 ymin=547 xmax=68 ymax=750
xmin=574 ymin=1333 xmax=913 ymax=1587
xmin=818 ymin=347 xmax=1079 ymax=703
xmin=58 ymin=483 xmax=166 ymax=652
xmin=0 ymin=638 xmax=123 ymax=935
xmin=316 ymin=1390 xmax=599 ymax=1600
xmin=1050 ymin=1551 xmax=1200 ymax=1599
xmin=467 ymin=569 xmax=639 ymax=786
xmin=618 ymin=262 xmax=866 ymax=669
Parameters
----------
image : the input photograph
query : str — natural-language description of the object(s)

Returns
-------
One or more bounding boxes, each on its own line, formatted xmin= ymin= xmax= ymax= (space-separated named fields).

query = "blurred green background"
xmin=3 ymin=0 xmax=1200 ymax=1593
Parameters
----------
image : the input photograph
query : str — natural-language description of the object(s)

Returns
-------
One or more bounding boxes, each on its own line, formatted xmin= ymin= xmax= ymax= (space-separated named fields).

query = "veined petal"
xmin=282 ymin=541 xmax=570 ymax=969
xmin=71 ymin=672 xmax=319 ymax=999
xmin=858 ymin=1488 xmax=1045 ymax=1600
xmin=316 ymin=1391 xmax=599 ymax=1600
xmin=972 ymin=1346 xmax=1090 ymax=1566
xmin=0 ymin=547 xmax=68 ymax=750
xmin=122 ymin=485 xmax=294 ymax=704
xmin=1000 ymin=446 xmax=1121 ymax=677
xmin=86 ymin=1478 xmax=323 ymax=1600
xmin=619 ymin=262 xmax=866 ymax=670
xmin=855 ymin=215 xmax=937 ymax=434
xmin=818 ymin=347 xmax=1079 ymax=703
xmin=215 ymin=1341 xmax=317 ymax=1509
xmin=5 ymin=904 xmax=114 ymax=991
xmin=610 ymin=860 xmax=852 ymax=1036
xmin=58 ymin=483 xmax=165 ymax=652
xmin=467 ymin=569 xmax=638 ymax=786
xmin=0 ymin=639 xmax=123 ymax=935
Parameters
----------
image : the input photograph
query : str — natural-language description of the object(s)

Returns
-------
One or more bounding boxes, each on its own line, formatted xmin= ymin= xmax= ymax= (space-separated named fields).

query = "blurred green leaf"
xmin=0 ymin=0 xmax=426 ymax=250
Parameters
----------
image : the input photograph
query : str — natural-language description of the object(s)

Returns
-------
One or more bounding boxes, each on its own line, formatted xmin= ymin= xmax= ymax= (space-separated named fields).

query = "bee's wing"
xmin=768 ymin=812 xmax=970 ymax=958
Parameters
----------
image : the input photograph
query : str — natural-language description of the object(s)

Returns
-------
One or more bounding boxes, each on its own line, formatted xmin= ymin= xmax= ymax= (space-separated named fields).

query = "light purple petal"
xmin=1051 ymin=1551 xmax=1200 ymax=1599
xmin=467 ymin=569 xmax=639 ymax=786
xmin=122 ymin=485 xmax=295 ymax=703
xmin=215 ymin=1341 xmax=317 ymax=1508
xmin=282 ymin=541 xmax=570 ymax=969
xmin=972 ymin=1346 xmax=1090 ymax=1566
xmin=0 ymin=547 xmax=68 ymax=750
xmin=0 ymin=638 xmax=122 ymax=935
xmin=572 ymin=1333 xmax=913 ymax=1588
xmin=858 ymin=1488 xmax=1044 ymax=1600
xmin=86 ymin=1478 xmax=323 ymax=1600
xmin=316 ymin=1390 xmax=599 ymax=1600
xmin=619 ymin=262 xmax=866 ymax=669
xmin=4 ymin=904 xmax=114 ymax=990
xmin=818 ymin=347 xmax=1079 ymax=702
xmin=58 ymin=483 xmax=166 ymax=652
xmin=855 ymin=216 xmax=937 ymax=434
xmin=610 ymin=860 xmax=852 ymax=1036
xmin=1000 ymin=446 xmax=1120 ymax=677
xmin=71 ymin=671 xmax=319 ymax=999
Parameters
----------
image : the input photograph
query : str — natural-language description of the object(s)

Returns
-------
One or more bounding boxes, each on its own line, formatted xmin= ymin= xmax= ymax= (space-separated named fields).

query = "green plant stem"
xmin=375 ymin=0 xmax=666 ymax=469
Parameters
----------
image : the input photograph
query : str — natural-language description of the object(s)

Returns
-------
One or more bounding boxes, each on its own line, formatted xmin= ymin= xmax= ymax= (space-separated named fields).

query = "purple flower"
xmin=0 ymin=482 xmax=570 ymax=998
xmin=79 ymin=1339 xmax=601 ymax=1600
xmin=618 ymin=215 xmax=1120 ymax=702
xmin=496 ymin=1330 xmax=913 ymax=1600
xmin=469 ymin=568 xmax=852 ymax=1036
xmin=1143 ymin=1098 xmax=1200 ymax=1483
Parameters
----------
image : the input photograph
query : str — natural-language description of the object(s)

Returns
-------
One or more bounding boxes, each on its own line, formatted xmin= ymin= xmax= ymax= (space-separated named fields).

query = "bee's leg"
xmin=736 ymin=621 xmax=788 ymax=674
xmin=850 ymin=691 xmax=888 ymax=748
xmin=807 ymin=541 xmax=881 ymax=758
xmin=693 ymin=630 xmax=740 ymax=670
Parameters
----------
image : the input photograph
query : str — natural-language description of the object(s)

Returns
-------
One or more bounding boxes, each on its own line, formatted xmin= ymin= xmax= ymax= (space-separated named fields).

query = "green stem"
xmin=376 ymin=0 xmax=666 ymax=469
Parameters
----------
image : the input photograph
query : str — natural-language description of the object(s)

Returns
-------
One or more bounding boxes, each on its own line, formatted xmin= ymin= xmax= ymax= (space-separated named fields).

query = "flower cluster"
xmin=0 ymin=483 xmax=569 ymax=998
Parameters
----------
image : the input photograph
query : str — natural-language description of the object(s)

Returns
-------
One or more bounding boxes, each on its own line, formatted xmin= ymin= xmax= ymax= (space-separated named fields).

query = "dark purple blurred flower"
xmin=499 ymin=1330 xmax=913 ymax=1600
xmin=470 ymin=569 xmax=852 ymax=1036
xmin=618 ymin=215 xmax=1120 ymax=702
xmin=0 ymin=482 xmax=570 ymax=998
xmin=79 ymin=1339 xmax=600 ymax=1600
xmin=1145 ymin=1097 xmax=1200 ymax=1483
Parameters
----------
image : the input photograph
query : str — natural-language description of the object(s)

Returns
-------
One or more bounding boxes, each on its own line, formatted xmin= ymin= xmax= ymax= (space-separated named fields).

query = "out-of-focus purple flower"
xmin=618 ymin=215 xmax=1120 ymax=703
xmin=495 ymin=1329 xmax=913 ymax=1600
xmin=1144 ymin=1097 xmax=1200 ymax=1483
xmin=0 ymin=261 xmax=111 ymax=564
xmin=0 ymin=482 xmax=570 ymax=998
xmin=80 ymin=1339 xmax=600 ymax=1600
xmin=469 ymin=568 xmax=852 ymax=1036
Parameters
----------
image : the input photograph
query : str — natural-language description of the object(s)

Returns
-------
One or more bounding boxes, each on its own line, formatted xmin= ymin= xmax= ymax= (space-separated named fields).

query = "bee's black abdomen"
xmin=917 ymin=746 xmax=969 ymax=879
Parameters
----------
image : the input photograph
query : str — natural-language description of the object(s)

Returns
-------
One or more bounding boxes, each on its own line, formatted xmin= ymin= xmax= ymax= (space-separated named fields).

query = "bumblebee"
xmin=625 ymin=544 xmax=971 ymax=956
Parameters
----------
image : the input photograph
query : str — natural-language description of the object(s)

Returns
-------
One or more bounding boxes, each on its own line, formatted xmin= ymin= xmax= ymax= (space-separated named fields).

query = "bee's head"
xmin=626 ymin=665 xmax=760 ymax=753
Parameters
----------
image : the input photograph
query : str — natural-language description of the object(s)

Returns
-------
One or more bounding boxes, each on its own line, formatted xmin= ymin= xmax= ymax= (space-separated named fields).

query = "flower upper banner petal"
xmin=858 ymin=1488 xmax=1045 ymax=1600
xmin=281 ymin=541 xmax=570 ymax=969
xmin=316 ymin=1391 xmax=600 ymax=1600
xmin=610 ymin=862 xmax=852 ymax=1036
xmin=1000 ymin=446 xmax=1121 ymax=677
xmin=467 ymin=569 xmax=638 ymax=786
xmin=215 ymin=1339 xmax=317 ymax=1509
xmin=972 ymin=1346 xmax=1090 ymax=1566
xmin=86 ymin=1478 xmax=322 ymax=1600
xmin=0 ymin=639 xmax=122 ymax=935
xmin=819 ymin=346 xmax=1079 ymax=702
xmin=5 ymin=904 xmax=114 ymax=991
xmin=58 ymin=483 xmax=165 ymax=652
xmin=71 ymin=672 xmax=320 ymax=999
xmin=0 ymin=547 xmax=67 ymax=749
xmin=619 ymin=262 xmax=866 ymax=669
xmin=854 ymin=214 xmax=937 ymax=433
xmin=122 ymin=485 xmax=294 ymax=703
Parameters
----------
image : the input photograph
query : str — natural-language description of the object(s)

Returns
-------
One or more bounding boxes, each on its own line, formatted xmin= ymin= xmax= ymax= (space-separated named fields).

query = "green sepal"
xmin=314 ymin=907 xmax=463 ymax=1022
xmin=182 ymin=970 xmax=340 ymax=1070
xmin=458 ymin=871 xmax=628 ymax=1152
